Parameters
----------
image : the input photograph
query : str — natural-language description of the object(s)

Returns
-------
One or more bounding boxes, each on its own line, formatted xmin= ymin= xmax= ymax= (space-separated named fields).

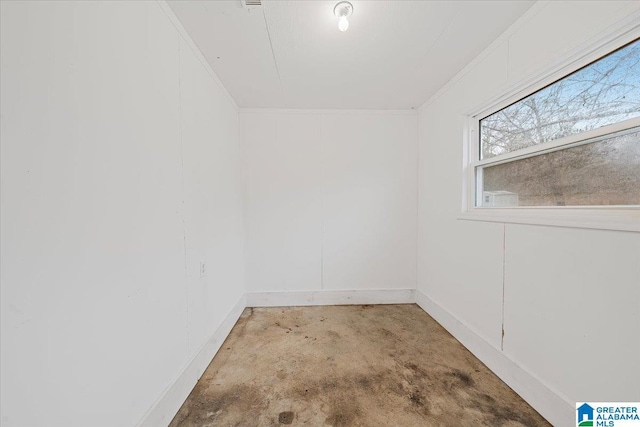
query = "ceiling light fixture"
xmin=333 ymin=1 xmax=353 ymax=32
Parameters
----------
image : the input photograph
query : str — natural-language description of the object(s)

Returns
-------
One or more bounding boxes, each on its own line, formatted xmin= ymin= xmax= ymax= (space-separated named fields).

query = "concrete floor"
xmin=169 ymin=304 xmax=550 ymax=426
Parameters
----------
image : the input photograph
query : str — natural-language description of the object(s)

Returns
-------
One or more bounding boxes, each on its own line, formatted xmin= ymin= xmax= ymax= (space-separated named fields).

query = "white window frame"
xmin=460 ymin=25 xmax=640 ymax=233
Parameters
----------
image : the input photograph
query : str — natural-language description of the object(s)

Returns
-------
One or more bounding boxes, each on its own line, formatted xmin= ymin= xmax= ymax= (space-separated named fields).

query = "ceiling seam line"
xmin=417 ymin=7 xmax=456 ymax=66
xmin=261 ymin=7 xmax=286 ymax=106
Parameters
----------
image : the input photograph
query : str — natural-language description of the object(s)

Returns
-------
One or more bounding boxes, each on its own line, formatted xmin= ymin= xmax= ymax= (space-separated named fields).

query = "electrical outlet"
xmin=199 ymin=261 xmax=206 ymax=278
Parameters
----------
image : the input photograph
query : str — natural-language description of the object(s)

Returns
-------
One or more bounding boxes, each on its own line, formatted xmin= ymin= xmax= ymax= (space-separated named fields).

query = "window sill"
xmin=458 ymin=207 xmax=640 ymax=233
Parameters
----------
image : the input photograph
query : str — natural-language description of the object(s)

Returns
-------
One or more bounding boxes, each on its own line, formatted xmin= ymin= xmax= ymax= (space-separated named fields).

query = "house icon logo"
xmin=577 ymin=403 xmax=594 ymax=426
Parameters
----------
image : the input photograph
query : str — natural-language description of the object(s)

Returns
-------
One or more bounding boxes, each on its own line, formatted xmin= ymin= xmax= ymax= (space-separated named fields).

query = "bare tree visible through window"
xmin=480 ymin=39 xmax=640 ymax=159
xmin=482 ymin=129 xmax=640 ymax=206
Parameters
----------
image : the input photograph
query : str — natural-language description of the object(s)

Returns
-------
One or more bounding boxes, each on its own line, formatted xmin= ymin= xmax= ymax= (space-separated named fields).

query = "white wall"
xmin=0 ymin=2 xmax=244 ymax=426
xmin=4 ymin=1 xmax=639 ymax=426
xmin=241 ymin=111 xmax=417 ymax=294
xmin=417 ymin=1 xmax=640 ymax=426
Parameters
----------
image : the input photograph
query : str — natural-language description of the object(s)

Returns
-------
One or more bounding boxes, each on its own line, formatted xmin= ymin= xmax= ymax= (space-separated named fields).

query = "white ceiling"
xmin=168 ymin=0 xmax=535 ymax=109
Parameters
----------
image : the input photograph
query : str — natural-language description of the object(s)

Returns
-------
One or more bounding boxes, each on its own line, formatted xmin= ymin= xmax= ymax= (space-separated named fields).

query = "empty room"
xmin=1 ymin=1 xmax=639 ymax=426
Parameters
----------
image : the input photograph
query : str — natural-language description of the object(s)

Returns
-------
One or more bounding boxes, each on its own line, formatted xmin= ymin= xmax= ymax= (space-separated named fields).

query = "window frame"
xmin=460 ymin=26 xmax=640 ymax=233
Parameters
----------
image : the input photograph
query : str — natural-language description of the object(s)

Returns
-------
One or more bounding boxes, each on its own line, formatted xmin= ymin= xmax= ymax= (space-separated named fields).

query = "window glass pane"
xmin=480 ymin=39 xmax=640 ymax=160
xmin=479 ymin=129 xmax=640 ymax=207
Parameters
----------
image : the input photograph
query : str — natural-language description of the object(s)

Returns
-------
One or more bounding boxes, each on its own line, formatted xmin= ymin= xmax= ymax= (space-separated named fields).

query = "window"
xmin=481 ymin=128 xmax=640 ymax=207
xmin=463 ymin=35 xmax=640 ymax=231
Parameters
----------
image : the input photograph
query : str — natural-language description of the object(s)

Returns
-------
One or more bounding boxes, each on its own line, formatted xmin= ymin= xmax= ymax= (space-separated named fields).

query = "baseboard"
xmin=246 ymin=289 xmax=415 ymax=307
xmin=414 ymin=290 xmax=573 ymax=427
xmin=136 ymin=294 xmax=246 ymax=427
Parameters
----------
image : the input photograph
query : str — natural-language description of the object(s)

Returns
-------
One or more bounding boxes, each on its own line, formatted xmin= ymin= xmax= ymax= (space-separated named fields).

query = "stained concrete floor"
xmin=169 ymin=304 xmax=550 ymax=427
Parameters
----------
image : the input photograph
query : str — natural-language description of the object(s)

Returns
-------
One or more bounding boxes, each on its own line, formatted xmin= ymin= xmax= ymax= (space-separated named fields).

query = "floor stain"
xmin=278 ymin=411 xmax=294 ymax=424
xmin=169 ymin=304 xmax=550 ymax=426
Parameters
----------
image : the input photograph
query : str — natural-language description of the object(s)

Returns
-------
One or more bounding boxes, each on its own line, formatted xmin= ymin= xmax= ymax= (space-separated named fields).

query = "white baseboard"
xmin=136 ymin=294 xmax=246 ymax=427
xmin=414 ymin=290 xmax=572 ymax=427
xmin=246 ymin=289 xmax=415 ymax=307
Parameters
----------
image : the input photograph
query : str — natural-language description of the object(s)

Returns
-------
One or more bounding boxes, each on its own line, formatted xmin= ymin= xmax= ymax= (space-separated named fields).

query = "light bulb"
xmin=334 ymin=2 xmax=353 ymax=32
xmin=338 ymin=15 xmax=349 ymax=32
